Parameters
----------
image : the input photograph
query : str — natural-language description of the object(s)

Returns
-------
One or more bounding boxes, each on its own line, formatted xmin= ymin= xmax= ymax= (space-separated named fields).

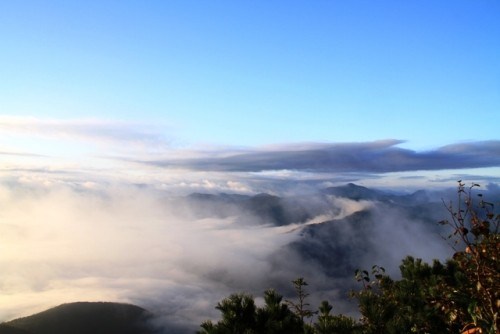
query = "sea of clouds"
xmin=0 ymin=175 xmax=467 ymax=333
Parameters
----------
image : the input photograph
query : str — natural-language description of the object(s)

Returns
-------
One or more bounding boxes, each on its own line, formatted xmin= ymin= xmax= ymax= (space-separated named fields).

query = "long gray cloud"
xmin=142 ymin=140 xmax=500 ymax=173
xmin=2 ymin=116 xmax=498 ymax=175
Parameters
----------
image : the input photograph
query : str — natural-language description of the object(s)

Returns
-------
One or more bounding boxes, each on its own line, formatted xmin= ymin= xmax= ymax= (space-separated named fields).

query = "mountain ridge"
xmin=2 ymin=302 xmax=158 ymax=334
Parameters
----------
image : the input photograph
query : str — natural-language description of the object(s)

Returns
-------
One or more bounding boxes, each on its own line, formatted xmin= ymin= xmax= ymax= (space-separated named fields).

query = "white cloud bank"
xmin=0 ymin=176 xmax=459 ymax=333
xmin=0 ymin=182 xmax=300 ymax=329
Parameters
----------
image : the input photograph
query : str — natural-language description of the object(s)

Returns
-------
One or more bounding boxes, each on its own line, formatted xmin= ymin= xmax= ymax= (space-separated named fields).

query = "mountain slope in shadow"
xmin=0 ymin=324 xmax=33 ymax=334
xmin=2 ymin=302 xmax=158 ymax=334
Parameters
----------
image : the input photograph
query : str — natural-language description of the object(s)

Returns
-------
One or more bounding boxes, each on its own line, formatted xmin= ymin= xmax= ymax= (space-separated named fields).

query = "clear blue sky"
xmin=1 ymin=1 xmax=499 ymax=150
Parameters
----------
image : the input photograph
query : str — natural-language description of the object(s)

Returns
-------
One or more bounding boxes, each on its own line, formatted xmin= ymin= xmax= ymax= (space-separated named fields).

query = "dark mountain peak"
xmin=409 ymin=189 xmax=428 ymax=201
xmin=322 ymin=183 xmax=431 ymax=206
xmin=322 ymin=183 xmax=383 ymax=201
xmin=41 ymin=301 xmax=147 ymax=314
xmin=187 ymin=192 xmax=218 ymax=201
xmin=186 ymin=192 xmax=250 ymax=204
xmin=4 ymin=302 xmax=156 ymax=334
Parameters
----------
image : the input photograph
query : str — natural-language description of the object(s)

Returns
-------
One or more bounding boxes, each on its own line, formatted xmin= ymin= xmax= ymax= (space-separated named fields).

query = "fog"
xmin=0 ymin=174 xmax=466 ymax=333
xmin=0 ymin=183 xmax=296 ymax=327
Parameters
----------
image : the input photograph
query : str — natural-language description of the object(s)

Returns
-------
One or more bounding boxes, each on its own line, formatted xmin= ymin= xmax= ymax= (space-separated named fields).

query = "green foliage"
xmin=349 ymin=181 xmax=499 ymax=334
xmin=198 ymin=293 xmax=257 ymax=334
xmin=197 ymin=280 xmax=359 ymax=334
xmin=256 ymin=289 xmax=304 ymax=334
xmin=350 ymin=259 xmax=463 ymax=333
xmin=314 ymin=301 xmax=360 ymax=334
xmin=439 ymin=181 xmax=500 ymax=333
xmin=286 ymin=277 xmax=315 ymax=322
xmin=198 ymin=290 xmax=304 ymax=334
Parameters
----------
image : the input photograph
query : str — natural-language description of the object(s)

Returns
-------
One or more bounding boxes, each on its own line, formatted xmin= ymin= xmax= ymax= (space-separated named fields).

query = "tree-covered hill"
xmin=1 ymin=302 xmax=158 ymax=334
xmin=0 ymin=324 xmax=32 ymax=334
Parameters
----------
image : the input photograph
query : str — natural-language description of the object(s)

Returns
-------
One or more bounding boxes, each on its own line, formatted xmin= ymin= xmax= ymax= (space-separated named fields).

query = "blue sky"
xmin=2 ymin=1 xmax=499 ymax=146
xmin=0 ymin=1 xmax=499 ymax=191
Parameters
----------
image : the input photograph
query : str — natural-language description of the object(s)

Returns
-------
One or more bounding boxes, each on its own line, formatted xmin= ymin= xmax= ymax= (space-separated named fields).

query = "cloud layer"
xmin=0 ymin=182 xmax=302 ymax=330
xmin=1 ymin=117 xmax=498 ymax=196
xmin=144 ymin=140 xmax=500 ymax=173
xmin=1 ymin=117 xmax=499 ymax=178
xmin=0 ymin=178 xmax=462 ymax=332
xmin=0 ymin=116 xmax=172 ymax=150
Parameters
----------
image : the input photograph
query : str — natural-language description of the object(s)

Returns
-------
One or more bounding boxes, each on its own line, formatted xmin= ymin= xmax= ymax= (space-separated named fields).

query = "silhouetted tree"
xmin=314 ymin=300 xmax=360 ymax=334
xmin=256 ymin=289 xmax=304 ymax=334
xmin=197 ymin=293 xmax=257 ymax=334
xmin=198 ymin=290 xmax=304 ymax=334
xmin=286 ymin=277 xmax=315 ymax=322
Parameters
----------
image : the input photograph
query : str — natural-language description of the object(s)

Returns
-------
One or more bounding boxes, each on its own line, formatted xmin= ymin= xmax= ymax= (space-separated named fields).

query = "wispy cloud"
xmin=1 ymin=117 xmax=498 ymax=193
xmin=0 ymin=116 xmax=172 ymax=149
xmin=2 ymin=117 xmax=498 ymax=175
xmin=0 ymin=150 xmax=47 ymax=158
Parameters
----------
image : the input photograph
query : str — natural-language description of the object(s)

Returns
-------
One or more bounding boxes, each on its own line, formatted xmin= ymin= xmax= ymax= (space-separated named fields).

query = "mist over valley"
xmin=3 ymin=180 xmax=496 ymax=333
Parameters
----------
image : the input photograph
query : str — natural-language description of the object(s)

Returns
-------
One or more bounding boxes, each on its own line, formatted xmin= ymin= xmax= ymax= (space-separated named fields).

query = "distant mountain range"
xmin=167 ymin=183 xmax=453 ymax=297
xmin=322 ymin=183 xmax=430 ymax=204
xmin=171 ymin=183 xmax=433 ymax=226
